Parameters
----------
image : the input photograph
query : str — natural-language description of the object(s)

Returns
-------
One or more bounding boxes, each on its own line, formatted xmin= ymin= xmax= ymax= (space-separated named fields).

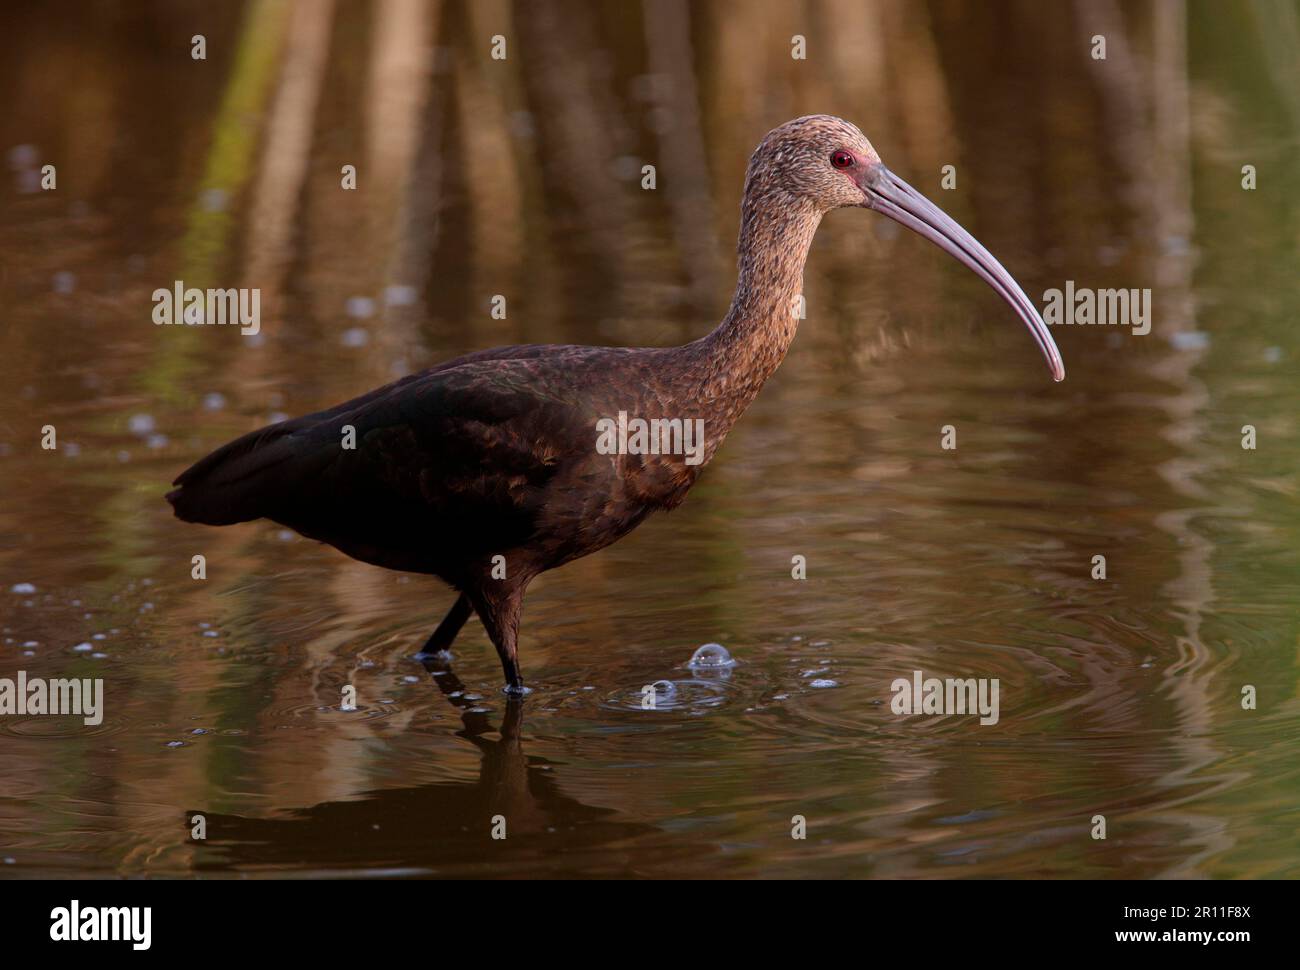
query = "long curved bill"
xmin=860 ymin=163 xmax=1065 ymax=382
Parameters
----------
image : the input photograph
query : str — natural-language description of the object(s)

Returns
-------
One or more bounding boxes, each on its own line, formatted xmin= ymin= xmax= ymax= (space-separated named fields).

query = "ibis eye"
xmin=830 ymin=150 xmax=854 ymax=170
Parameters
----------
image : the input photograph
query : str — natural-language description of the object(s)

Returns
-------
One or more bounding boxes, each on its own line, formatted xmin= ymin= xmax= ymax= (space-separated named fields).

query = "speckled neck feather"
xmin=684 ymin=186 xmax=824 ymax=457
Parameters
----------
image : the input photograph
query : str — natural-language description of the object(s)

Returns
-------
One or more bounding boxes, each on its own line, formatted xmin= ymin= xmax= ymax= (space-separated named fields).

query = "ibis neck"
xmin=695 ymin=193 xmax=823 ymax=425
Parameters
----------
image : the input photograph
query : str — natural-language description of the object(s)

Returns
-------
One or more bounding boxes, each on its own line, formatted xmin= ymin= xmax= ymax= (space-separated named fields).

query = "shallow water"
xmin=1 ymin=1 xmax=1298 ymax=878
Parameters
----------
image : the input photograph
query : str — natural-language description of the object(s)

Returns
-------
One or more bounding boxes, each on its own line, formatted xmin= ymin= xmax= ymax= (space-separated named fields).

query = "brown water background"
xmin=0 ymin=0 xmax=1297 ymax=878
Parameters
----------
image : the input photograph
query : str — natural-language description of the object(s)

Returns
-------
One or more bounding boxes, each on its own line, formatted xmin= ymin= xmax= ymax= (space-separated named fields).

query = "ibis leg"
xmin=466 ymin=586 xmax=526 ymax=695
xmin=416 ymin=593 xmax=472 ymax=657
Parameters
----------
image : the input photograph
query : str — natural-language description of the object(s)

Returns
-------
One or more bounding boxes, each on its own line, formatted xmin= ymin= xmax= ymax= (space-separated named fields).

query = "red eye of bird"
xmin=830 ymin=150 xmax=854 ymax=169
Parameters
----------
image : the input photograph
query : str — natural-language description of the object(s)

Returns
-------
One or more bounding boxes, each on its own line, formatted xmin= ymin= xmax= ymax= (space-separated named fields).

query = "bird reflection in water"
xmin=190 ymin=658 xmax=668 ymax=877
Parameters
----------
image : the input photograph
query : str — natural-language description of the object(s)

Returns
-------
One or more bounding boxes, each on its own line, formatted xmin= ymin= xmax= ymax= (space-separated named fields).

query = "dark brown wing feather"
xmin=167 ymin=346 xmax=591 ymax=575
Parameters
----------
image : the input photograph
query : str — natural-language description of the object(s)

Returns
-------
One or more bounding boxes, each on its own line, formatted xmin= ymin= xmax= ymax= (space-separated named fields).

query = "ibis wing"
xmin=167 ymin=357 xmax=588 ymax=569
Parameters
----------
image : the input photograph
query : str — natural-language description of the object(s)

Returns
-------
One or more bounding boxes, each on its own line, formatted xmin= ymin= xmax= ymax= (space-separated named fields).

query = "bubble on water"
xmin=8 ymin=144 xmax=38 ymax=168
xmin=1169 ymin=330 xmax=1209 ymax=351
xmin=1264 ymin=346 xmax=1282 ymax=364
xmin=602 ymin=675 xmax=731 ymax=713
xmin=202 ymin=630 xmax=218 ymax=638
xmin=202 ymin=392 xmax=227 ymax=411
xmin=199 ymin=187 xmax=227 ymax=212
xmin=72 ymin=642 xmax=92 ymax=652
xmin=191 ymin=728 xmax=207 ymax=735
xmin=808 ymin=679 xmax=838 ymax=689
xmin=127 ymin=414 xmax=155 ymax=435
xmin=22 ymin=641 xmax=38 ymax=647
xmin=63 ymin=442 xmax=81 ymax=457
xmin=341 ymin=326 xmax=370 ymax=348
xmin=166 ymin=740 xmax=186 ymax=748
xmin=91 ymin=652 xmax=107 ymax=659
xmin=146 ymin=433 xmax=169 ymax=450
xmin=2 ymin=857 xmax=14 ymax=865
xmin=384 ymin=284 xmax=418 ymax=307
xmin=52 ymin=271 xmax=76 ymax=294
xmin=345 ymin=296 xmax=376 ymax=319
xmin=687 ymin=643 xmax=735 ymax=669
xmin=10 ymin=583 xmax=36 ymax=594
xmin=402 ymin=675 xmax=420 ymax=684
xmin=612 ymin=155 xmax=641 ymax=180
